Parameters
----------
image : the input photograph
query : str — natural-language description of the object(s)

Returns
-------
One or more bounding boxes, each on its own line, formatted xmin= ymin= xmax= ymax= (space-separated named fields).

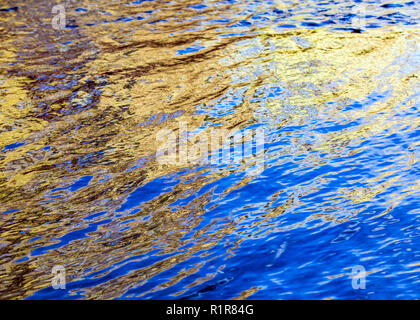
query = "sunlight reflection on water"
xmin=0 ymin=0 xmax=419 ymax=299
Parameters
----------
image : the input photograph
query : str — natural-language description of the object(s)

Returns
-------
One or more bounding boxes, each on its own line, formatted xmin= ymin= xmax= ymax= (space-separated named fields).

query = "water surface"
xmin=0 ymin=0 xmax=419 ymax=299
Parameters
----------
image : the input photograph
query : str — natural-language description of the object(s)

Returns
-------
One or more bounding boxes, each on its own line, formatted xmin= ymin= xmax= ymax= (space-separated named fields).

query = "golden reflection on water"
xmin=0 ymin=0 xmax=419 ymax=299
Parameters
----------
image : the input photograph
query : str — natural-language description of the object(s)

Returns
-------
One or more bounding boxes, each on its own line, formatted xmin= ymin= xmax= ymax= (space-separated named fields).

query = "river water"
xmin=0 ymin=0 xmax=419 ymax=299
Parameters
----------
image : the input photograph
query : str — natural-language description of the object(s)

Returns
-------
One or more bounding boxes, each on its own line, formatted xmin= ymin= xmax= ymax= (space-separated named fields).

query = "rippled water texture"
xmin=0 ymin=0 xmax=419 ymax=299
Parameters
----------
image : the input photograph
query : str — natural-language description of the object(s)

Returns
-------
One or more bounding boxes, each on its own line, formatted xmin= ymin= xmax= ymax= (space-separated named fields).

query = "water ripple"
xmin=0 ymin=0 xmax=419 ymax=299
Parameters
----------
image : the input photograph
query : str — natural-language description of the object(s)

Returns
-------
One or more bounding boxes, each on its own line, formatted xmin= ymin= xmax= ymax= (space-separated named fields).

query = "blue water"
xmin=0 ymin=0 xmax=419 ymax=299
